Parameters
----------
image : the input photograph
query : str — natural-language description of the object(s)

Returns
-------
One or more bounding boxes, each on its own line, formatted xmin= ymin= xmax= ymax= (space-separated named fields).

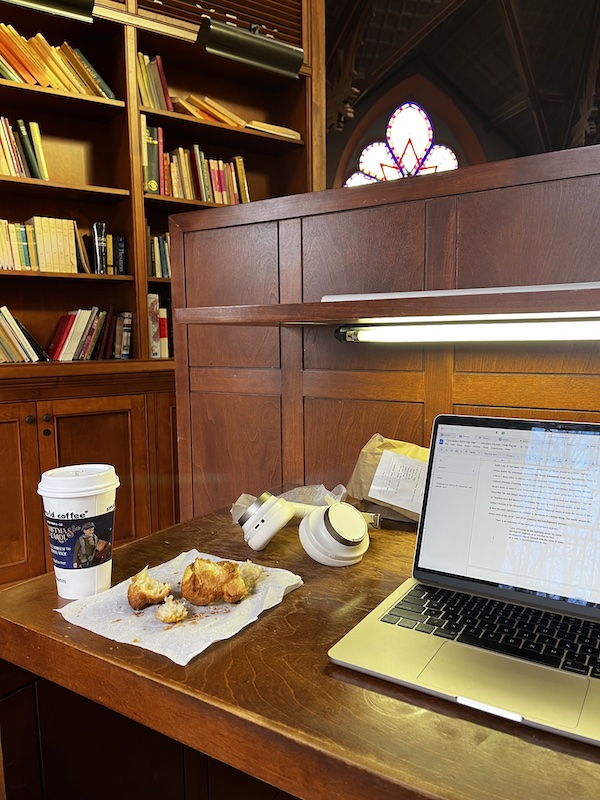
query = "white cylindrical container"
xmin=37 ymin=464 xmax=120 ymax=600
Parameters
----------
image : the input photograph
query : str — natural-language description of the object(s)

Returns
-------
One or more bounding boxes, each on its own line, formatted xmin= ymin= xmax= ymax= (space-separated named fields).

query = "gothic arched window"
xmin=345 ymin=101 xmax=459 ymax=187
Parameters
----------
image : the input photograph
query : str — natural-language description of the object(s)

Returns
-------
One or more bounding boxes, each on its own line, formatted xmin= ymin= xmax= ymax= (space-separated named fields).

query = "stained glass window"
xmin=344 ymin=101 xmax=459 ymax=187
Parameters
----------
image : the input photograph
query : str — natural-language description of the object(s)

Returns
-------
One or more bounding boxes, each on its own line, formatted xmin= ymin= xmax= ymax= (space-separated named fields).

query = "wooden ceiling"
xmin=326 ymin=0 xmax=600 ymax=156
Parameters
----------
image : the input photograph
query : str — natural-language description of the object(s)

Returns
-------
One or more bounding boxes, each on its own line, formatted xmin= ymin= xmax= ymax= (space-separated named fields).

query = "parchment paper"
xmin=57 ymin=550 xmax=303 ymax=666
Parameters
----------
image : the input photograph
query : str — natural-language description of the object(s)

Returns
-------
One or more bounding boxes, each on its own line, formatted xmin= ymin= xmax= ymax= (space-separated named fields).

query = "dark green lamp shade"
xmin=197 ymin=18 xmax=303 ymax=80
xmin=0 ymin=0 xmax=94 ymax=21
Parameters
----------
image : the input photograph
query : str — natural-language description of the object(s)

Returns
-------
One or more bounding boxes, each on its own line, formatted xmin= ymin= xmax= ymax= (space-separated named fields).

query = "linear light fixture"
xmin=2 ymin=0 xmax=95 ymax=21
xmin=197 ymin=18 xmax=303 ymax=79
xmin=335 ymin=311 xmax=600 ymax=344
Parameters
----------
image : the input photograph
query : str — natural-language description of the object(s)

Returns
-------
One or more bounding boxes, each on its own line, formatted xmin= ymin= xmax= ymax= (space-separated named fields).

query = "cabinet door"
xmin=0 ymin=402 xmax=45 ymax=584
xmin=36 ymin=395 xmax=151 ymax=547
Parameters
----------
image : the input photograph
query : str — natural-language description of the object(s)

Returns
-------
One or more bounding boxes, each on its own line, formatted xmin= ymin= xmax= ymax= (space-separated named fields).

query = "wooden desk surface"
xmin=1 ymin=511 xmax=600 ymax=800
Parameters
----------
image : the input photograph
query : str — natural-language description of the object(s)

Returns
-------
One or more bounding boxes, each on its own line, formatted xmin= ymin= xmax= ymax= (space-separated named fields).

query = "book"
xmin=0 ymin=306 xmax=40 ymax=361
xmin=172 ymin=96 xmax=212 ymax=121
xmin=73 ymin=47 xmax=115 ymax=99
xmin=91 ymin=222 xmax=107 ymax=274
xmin=14 ymin=316 xmax=49 ymax=360
xmin=153 ymin=55 xmax=173 ymax=112
xmin=159 ymin=307 xmax=169 ymax=358
xmin=106 ymin=233 xmax=114 ymax=275
xmin=185 ymin=94 xmax=238 ymax=126
xmin=0 ymin=24 xmax=36 ymax=85
xmin=233 ymin=155 xmax=251 ymax=203
xmin=28 ymin=121 xmax=49 ymax=180
xmin=6 ymin=24 xmax=49 ymax=86
xmin=186 ymin=94 xmax=246 ymax=127
xmin=136 ymin=52 xmax=151 ymax=106
xmin=103 ymin=312 xmax=117 ymax=359
xmin=246 ymin=120 xmax=302 ymax=140
xmin=82 ymin=309 xmax=107 ymax=360
xmin=16 ymin=224 xmax=30 ymax=269
xmin=58 ymin=308 xmax=94 ymax=361
xmin=120 ymin=311 xmax=132 ymax=359
xmin=58 ymin=42 xmax=104 ymax=97
xmin=0 ymin=304 xmax=39 ymax=361
xmin=24 ymin=223 xmax=38 ymax=270
xmin=146 ymin=58 xmax=167 ymax=110
xmin=29 ymin=33 xmax=71 ymax=91
xmin=94 ymin=305 xmax=113 ymax=360
xmin=74 ymin=222 xmax=91 ymax=273
xmin=72 ymin=306 xmax=99 ymax=360
xmin=143 ymin=124 xmax=160 ymax=194
xmin=113 ymin=235 xmax=126 ymax=275
xmin=16 ymin=119 xmax=41 ymax=179
xmin=46 ymin=311 xmax=76 ymax=360
xmin=0 ymin=51 xmax=21 ymax=82
xmin=147 ymin=293 xmax=160 ymax=358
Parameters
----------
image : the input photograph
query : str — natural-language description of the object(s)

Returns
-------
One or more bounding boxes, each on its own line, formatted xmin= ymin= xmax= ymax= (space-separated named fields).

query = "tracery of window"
xmin=344 ymin=102 xmax=459 ymax=187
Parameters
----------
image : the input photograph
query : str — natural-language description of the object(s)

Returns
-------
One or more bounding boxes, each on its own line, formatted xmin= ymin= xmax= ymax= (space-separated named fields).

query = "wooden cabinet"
xmin=0 ymin=371 xmax=178 ymax=586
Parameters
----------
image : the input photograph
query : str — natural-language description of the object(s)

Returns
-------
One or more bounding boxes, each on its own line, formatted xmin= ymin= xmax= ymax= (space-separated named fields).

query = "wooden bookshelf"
xmin=0 ymin=0 xmax=325 ymax=585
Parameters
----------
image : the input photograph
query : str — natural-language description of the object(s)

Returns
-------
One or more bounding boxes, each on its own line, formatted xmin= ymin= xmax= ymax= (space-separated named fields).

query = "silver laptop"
xmin=329 ymin=414 xmax=600 ymax=746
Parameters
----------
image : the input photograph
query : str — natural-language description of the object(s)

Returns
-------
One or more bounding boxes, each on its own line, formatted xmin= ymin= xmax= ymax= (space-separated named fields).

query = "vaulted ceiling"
xmin=326 ymin=0 xmax=600 ymax=157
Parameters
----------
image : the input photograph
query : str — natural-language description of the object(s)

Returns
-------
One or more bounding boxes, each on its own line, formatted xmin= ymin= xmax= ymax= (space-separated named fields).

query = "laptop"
xmin=329 ymin=414 xmax=600 ymax=746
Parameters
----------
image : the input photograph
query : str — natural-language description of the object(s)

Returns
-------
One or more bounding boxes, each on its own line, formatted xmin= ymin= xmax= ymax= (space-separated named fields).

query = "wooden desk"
xmin=1 ymin=511 xmax=600 ymax=800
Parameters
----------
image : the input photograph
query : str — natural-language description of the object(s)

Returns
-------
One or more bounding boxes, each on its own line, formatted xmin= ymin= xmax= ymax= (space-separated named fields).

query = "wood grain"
xmin=1 ymin=511 xmax=599 ymax=800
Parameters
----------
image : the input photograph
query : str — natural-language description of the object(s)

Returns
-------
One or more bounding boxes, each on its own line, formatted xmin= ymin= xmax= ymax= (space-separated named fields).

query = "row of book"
xmin=142 ymin=115 xmax=250 ymax=204
xmin=0 ymin=304 xmax=47 ymax=363
xmin=0 ymin=217 xmax=126 ymax=274
xmin=47 ymin=307 xmax=132 ymax=361
xmin=147 ymin=229 xmax=171 ymax=279
xmin=0 ymin=116 xmax=49 ymax=179
xmin=136 ymin=51 xmax=301 ymax=140
xmin=0 ymin=23 xmax=115 ymax=99
xmin=147 ymin=294 xmax=170 ymax=359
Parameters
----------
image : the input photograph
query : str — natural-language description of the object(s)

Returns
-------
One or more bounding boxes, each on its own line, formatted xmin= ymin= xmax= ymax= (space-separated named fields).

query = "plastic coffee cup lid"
xmin=37 ymin=464 xmax=120 ymax=498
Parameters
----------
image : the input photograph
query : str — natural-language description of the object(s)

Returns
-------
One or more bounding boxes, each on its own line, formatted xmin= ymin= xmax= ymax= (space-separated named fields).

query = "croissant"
xmin=181 ymin=558 xmax=262 ymax=605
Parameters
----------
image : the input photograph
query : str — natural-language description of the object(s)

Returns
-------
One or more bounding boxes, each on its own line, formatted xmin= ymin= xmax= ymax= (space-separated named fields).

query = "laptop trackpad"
xmin=418 ymin=642 xmax=588 ymax=728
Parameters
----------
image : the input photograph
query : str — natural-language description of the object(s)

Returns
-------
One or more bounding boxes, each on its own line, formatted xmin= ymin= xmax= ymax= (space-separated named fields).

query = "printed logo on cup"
xmin=45 ymin=510 xmax=115 ymax=571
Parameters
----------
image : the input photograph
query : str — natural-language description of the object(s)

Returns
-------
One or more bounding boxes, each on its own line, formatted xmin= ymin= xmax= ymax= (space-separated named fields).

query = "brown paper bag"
xmin=346 ymin=433 xmax=429 ymax=522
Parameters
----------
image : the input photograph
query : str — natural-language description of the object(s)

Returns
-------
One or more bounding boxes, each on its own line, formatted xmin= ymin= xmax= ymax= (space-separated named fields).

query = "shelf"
xmin=0 ymin=271 xmax=134 ymax=280
xmin=174 ymin=284 xmax=600 ymax=327
xmin=0 ymin=79 xmax=125 ymax=119
xmin=141 ymin=107 xmax=303 ymax=153
xmin=144 ymin=193 xmax=222 ymax=210
xmin=0 ymin=358 xmax=173 ymax=380
xmin=0 ymin=176 xmax=130 ymax=201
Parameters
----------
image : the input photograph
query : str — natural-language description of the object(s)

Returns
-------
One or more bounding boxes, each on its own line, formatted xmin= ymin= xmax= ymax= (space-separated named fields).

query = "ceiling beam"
xmin=497 ymin=0 xmax=551 ymax=151
xmin=367 ymin=0 xmax=468 ymax=89
xmin=563 ymin=3 xmax=600 ymax=148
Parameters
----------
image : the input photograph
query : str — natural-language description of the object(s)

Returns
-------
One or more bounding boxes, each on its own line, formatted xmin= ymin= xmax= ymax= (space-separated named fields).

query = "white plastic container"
xmin=37 ymin=464 xmax=120 ymax=600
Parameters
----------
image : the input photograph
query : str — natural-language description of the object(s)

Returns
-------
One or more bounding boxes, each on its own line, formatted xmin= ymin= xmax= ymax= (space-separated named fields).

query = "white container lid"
xmin=38 ymin=464 xmax=120 ymax=498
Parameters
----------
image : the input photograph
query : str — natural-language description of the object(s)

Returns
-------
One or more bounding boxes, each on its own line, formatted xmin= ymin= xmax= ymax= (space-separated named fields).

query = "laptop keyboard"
xmin=381 ymin=583 xmax=600 ymax=678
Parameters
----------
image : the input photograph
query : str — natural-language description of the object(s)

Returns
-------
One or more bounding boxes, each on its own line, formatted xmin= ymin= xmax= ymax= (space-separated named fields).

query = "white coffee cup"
xmin=37 ymin=464 xmax=120 ymax=600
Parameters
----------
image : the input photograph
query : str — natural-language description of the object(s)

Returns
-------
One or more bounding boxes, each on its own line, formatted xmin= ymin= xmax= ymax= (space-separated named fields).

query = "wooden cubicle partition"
xmin=170 ymin=144 xmax=600 ymax=520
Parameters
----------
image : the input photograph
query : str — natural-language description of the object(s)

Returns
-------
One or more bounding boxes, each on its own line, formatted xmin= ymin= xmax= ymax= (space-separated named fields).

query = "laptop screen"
xmin=414 ymin=415 xmax=600 ymax=610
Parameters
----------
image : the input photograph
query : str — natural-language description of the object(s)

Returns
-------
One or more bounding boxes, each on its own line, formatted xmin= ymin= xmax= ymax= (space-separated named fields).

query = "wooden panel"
xmin=0 ymin=685 xmax=42 ymax=800
xmin=190 ymin=393 xmax=282 ymax=515
xmin=149 ymin=391 xmax=180 ymax=532
xmin=184 ymin=224 xmax=280 ymax=368
xmin=0 ymin=403 xmax=45 ymax=585
xmin=456 ymin=175 xmax=600 ymax=287
xmin=36 ymin=395 xmax=151 ymax=547
xmin=453 ymin=373 xmax=600 ymax=412
xmin=304 ymin=398 xmax=424 ymax=488
xmin=455 ymin=342 xmax=600 ymax=374
xmin=454 ymin=406 xmax=600 ymax=424
xmin=302 ymin=202 xmax=426 ymax=371
xmin=302 ymin=203 xmax=426 ymax=301
xmin=37 ymin=681 xmax=185 ymax=800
